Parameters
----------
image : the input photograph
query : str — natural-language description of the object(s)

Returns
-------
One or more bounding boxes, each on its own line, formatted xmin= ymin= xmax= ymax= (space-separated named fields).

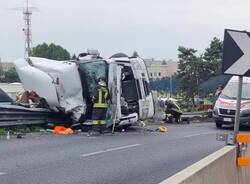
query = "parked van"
xmin=213 ymin=76 xmax=250 ymax=128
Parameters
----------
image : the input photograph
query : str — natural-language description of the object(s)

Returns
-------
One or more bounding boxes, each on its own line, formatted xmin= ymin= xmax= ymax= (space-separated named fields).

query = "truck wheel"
xmin=216 ymin=122 xmax=222 ymax=128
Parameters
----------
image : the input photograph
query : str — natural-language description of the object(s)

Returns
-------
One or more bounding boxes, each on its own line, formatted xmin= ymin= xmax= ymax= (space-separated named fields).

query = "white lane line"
xmin=0 ymin=172 xmax=6 ymax=176
xmin=182 ymin=132 xmax=215 ymax=139
xmin=81 ymin=144 xmax=141 ymax=157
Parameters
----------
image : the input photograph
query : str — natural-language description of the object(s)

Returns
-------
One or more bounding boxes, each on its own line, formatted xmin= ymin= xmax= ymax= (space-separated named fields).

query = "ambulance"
xmin=213 ymin=76 xmax=250 ymax=128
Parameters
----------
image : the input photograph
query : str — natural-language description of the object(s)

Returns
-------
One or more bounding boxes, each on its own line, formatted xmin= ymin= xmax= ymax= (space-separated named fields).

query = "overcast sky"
xmin=0 ymin=0 xmax=249 ymax=61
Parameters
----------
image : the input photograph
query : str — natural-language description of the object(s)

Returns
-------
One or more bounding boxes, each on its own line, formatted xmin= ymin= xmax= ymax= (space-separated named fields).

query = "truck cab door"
xmin=108 ymin=64 xmax=122 ymax=127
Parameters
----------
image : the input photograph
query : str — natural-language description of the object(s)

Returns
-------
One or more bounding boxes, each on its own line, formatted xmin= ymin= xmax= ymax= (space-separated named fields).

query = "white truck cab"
xmin=213 ymin=76 xmax=250 ymax=128
xmin=14 ymin=52 xmax=155 ymax=127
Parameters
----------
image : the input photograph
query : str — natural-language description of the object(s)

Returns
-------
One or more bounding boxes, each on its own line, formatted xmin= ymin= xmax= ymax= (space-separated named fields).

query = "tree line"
xmin=176 ymin=37 xmax=223 ymax=105
xmin=0 ymin=67 xmax=20 ymax=82
xmin=1 ymin=43 xmax=73 ymax=82
xmin=2 ymin=39 xmax=223 ymax=104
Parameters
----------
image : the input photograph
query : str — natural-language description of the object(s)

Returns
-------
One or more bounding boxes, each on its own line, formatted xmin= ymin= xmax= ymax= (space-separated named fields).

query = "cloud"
xmin=1 ymin=0 xmax=250 ymax=60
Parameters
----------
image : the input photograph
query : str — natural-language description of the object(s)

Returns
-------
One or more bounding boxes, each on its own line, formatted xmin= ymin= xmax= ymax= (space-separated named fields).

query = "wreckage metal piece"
xmin=14 ymin=58 xmax=86 ymax=122
xmin=12 ymin=55 xmax=155 ymax=127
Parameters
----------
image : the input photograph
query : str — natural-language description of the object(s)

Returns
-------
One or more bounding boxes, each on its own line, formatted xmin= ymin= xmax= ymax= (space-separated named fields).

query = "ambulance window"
xmin=221 ymin=82 xmax=250 ymax=100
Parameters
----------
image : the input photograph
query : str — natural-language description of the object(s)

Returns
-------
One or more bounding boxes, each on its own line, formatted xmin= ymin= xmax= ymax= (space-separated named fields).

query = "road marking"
xmin=182 ymin=132 xmax=215 ymax=139
xmin=81 ymin=144 xmax=141 ymax=157
xmin=0 ymin=172 xmax=6 ymax=176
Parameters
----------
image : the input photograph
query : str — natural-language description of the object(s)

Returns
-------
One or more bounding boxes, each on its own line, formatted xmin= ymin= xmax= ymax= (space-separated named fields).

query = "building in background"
xmin=144 ymin=59 xmax=178 ymax=80
xmin=0 ymin=82 xmax=24 ymax=99
xmin=0 ymin=62 xmax=15 ymax=72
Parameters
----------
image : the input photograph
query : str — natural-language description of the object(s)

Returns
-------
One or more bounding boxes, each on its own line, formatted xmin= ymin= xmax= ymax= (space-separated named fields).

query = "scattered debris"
xmin=52 ymin=126 xmax=74 ymax=135
xmin=158 ymin=125 xmax=168 ymax=133
xmin=16 ymin=134 xmax=23 ymax=139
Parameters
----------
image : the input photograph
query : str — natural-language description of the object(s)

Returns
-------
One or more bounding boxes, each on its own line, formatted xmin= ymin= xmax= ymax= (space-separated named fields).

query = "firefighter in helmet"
xmin=91 ymin=78 xmax=109 ymax=133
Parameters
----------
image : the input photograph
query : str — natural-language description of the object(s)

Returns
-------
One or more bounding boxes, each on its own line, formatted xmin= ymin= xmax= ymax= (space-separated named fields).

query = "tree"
xmin=0 ymin=67 xmax=4 ymax=77
xmin=203 ymin=37 xmax=223 ymax=76
xmin=176 ymin=37 xmax=223 ymax=106
xmin=72 ymin=54 xmax=77 ymax=60
xmin=132 ymin=51 xmax=139 ymax=57
xmin=31 ymin=43 xmax=71 ymax=61
xmin=4 ymin=68 xmax=20 ymax=82
xmin=176 ymin=47 xmax=205 ymax=106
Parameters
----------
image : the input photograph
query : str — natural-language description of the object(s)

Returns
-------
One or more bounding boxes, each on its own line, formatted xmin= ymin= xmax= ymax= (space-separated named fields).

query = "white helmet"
xmin=98 ymin=79 xmax=107 ymax=87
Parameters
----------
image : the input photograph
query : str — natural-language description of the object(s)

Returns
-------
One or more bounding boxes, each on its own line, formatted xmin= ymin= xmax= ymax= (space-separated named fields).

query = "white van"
xmin=213 ymin=76 xmax=250 ymax=128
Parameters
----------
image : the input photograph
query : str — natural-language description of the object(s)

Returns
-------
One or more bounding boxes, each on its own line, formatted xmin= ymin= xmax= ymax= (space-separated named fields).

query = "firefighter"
xmin=165 ymin=99 xmax=183 ymax=123
xmin=91 ymin=78 xmax=109 ymax=134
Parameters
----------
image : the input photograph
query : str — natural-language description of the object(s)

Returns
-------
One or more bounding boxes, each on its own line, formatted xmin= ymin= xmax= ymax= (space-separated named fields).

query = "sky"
xmin=0 ymin=0 xmax=250 ymax=61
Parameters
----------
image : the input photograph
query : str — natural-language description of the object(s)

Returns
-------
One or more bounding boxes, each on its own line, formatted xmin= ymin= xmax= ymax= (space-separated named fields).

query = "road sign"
xmin=222 ymin=29 xmax=250 ymax=144
xmin=223 ymin=29 xmax=250 ymax=77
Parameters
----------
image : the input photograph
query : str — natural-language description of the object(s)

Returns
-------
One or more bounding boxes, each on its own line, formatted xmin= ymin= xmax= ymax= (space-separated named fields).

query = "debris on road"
xmin=158 ymin=125 xmax=168 ymax=133
xmin=52 ymin=126 xmax=74 ymax=135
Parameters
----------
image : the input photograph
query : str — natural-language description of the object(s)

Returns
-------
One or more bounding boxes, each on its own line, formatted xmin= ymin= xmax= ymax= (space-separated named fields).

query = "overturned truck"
xmin=12 ymin=52 xmax=155 ymax=128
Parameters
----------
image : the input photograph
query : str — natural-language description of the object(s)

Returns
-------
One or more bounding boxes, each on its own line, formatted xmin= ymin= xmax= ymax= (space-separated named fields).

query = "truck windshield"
xmin=79 ymin=60 xmax=108 ymax=97
xmin=78 ymin=60 xmax=108 ymax=119
xmin=220 ymin=82 xmax=250 ymax=100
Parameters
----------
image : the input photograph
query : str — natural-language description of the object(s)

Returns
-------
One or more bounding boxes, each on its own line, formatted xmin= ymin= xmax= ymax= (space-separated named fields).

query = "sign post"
xmin=234 ymin=76 xmax=243 ymax=134
xmin=223 ymin=29 xmax=250 ymax=165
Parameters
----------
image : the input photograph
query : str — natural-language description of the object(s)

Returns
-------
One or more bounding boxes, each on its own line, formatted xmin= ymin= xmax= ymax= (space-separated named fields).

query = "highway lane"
xmin=0 ymin=123 xmax=228 ymax=184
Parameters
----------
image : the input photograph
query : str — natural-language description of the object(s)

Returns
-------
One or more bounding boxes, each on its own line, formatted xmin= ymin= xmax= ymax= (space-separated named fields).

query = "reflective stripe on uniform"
xmin=93 ymin=104 xmax=108 ymax=108
xmin=92 ymin=120 xmax=106 ymax=125
xmin=173 ymin=102 xmax=182 ymax=113
xmin=98 ymin=89 xmax=102 ymax=104
xmin=94 ymin=87 xmax=108 ymax=108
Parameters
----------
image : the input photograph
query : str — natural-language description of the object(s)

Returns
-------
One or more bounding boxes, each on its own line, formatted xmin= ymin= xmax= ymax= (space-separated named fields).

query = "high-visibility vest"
xmin=93 ymin=87 xmax=108 ymax=108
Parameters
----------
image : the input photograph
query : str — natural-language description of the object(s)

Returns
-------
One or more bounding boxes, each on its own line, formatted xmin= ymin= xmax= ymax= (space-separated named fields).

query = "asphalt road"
xmin=0 ymin=122 xmax=229 ymax=184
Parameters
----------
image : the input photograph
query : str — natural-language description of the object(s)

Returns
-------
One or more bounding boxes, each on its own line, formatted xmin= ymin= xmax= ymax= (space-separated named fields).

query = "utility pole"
xmin=11 ymin=0 xmax=38 ymax=59
xmin=23 ymin=0 xmax=33 ymax=59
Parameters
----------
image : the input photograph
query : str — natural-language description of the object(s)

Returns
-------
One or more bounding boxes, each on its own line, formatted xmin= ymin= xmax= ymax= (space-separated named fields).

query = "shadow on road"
xmin=220 ymin=125 xmax=250 ymax=132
